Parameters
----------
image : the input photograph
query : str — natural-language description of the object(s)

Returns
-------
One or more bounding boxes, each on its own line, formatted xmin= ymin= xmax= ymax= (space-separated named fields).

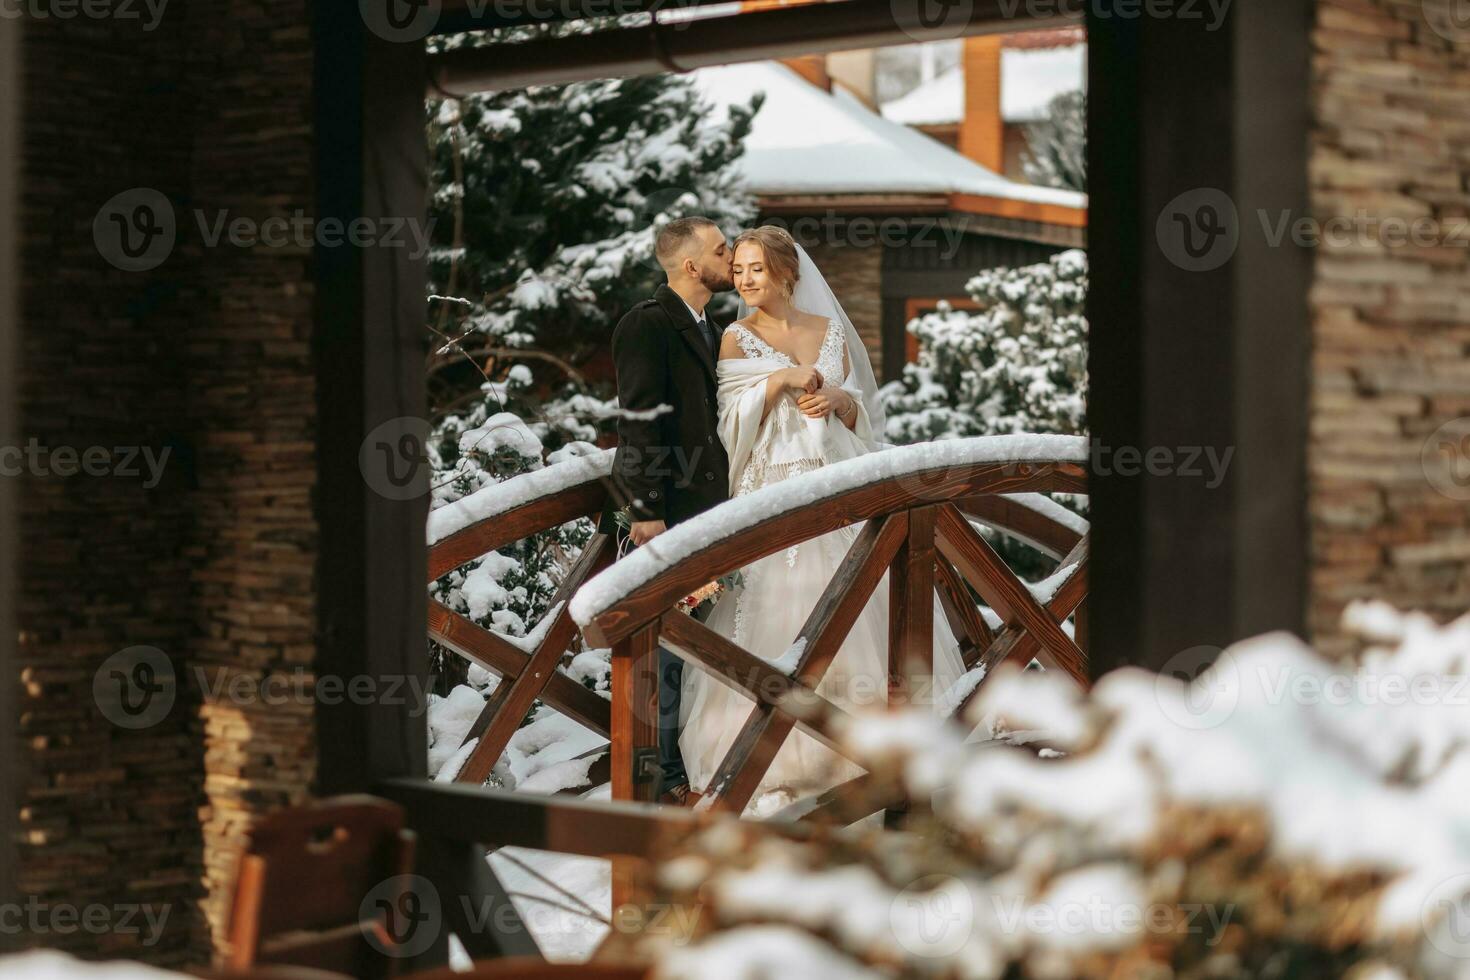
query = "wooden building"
xmin=693 ymin=58 xmax=1086 ymax=380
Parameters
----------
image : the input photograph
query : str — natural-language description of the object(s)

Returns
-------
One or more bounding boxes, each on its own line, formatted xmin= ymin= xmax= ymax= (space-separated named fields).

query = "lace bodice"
xmin=728 ymin=318 xmax=845 ymax=385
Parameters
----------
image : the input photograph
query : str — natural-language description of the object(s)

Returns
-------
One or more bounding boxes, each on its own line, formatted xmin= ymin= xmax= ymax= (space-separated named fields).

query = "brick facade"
xmin=800 ymin=239 xmax=885 ymax=378
xmin=1308 ymin=0 xmax=1470 ymax=657
xmin=19 ymin=1 xmax=317 ymax=965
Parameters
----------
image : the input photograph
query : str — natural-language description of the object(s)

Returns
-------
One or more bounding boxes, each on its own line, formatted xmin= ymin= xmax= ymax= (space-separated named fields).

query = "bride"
xmin=678 ymin=225 xmax=968 ymax=812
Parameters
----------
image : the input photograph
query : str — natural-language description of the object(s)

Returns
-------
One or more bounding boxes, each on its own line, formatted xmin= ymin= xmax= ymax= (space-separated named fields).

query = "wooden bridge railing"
xmin=570 ymin=437 xmax=1091 ymax=817
xmin=426 ymin=450 xmax=618 ymax=786
xmin=426 ymin=438 xmax=1089 ymax=820
xmin=411 ymin=438 xmax=1090 ymax=962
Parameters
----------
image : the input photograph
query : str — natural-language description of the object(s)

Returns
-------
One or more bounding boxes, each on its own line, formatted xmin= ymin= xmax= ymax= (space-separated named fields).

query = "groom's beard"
xmin=700 ymin=266 xmax=735 ymax=294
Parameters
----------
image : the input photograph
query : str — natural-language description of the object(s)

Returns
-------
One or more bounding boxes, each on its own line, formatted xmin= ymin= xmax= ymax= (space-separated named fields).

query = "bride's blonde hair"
xmin=732 ymin=225 xmax=801 ymax=298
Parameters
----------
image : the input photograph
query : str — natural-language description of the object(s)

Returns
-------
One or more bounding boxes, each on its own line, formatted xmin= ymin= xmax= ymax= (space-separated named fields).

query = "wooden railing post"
xmin=609 ymin=621 xmax=660 ymax=916
xmin=888 ymin=505 xmax=936 ymax=709
xmin=610 ymin=622 xmax=660 ymax=805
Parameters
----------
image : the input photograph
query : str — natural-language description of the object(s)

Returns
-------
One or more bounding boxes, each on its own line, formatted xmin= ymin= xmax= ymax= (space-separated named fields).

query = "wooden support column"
xmin=314 ymin=10 xmax=432 ymax=789
xmin=1086 ymin=0 xmax=1310 ymax=676
xmin=887 ymin=505 xmax=936 ymax=708
xmin=0 ymin=6 xmax=18 ymax=947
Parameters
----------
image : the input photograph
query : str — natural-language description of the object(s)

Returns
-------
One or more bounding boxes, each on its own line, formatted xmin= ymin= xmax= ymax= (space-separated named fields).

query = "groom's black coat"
xmin=599 ymin=284 xmax=731 ymax=534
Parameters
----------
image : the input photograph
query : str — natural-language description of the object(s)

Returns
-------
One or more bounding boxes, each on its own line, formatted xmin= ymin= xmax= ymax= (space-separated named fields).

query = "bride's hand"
xmin=796 ymin=387 xmax=852 ymax=420
xmin=781 ymin=366 xmax=824 ymax=394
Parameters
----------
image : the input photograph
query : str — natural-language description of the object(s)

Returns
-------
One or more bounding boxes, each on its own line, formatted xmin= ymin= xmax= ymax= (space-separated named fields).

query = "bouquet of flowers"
xmin=675 ymin=571 xmax=744 ymax=616
xmin=615 ymin=508 xmax=743 ymax=615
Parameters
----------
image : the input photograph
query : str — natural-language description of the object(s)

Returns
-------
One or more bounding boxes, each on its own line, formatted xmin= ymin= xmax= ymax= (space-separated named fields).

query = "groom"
xmin=600 ymin=216 xmax=734 ymax=805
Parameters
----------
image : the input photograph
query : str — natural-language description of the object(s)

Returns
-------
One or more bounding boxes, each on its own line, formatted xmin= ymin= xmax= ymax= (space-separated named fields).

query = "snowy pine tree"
xmin=1022 ymin=89 xmax=1086 ymax=193
xmin=426 ymin=47 xmax=759 ymax=363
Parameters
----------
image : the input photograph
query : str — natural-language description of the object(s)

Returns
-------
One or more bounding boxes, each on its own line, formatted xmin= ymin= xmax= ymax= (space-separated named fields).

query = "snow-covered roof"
xmin=880 ymin=43 xmax=1087 ymax=126
xmin=690 ymin=62 xmax=1084 ymax=209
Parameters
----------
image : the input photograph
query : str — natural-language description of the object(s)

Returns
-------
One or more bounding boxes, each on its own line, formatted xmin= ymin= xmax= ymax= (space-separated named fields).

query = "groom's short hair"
xmin=655 ymin=216 xmax=718 ymax=273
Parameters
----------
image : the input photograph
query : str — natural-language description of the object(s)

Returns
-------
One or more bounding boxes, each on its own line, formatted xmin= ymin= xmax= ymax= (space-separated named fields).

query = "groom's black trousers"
xmin=657 ymin=601 xmax=710 ymax=793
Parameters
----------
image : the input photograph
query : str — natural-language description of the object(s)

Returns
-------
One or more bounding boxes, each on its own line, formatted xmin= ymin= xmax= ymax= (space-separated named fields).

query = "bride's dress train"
xmin=678 ymin=317 xmax=968 ymax=811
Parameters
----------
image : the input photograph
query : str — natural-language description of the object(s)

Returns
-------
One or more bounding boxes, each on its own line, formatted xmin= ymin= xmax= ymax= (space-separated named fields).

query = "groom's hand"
xmin=629 ymin=519 xmax=667 ymax=546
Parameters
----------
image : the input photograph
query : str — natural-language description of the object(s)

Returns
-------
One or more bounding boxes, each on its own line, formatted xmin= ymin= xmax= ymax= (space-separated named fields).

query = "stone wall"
xmin=800 ymin=239 xmax=885 ymax=377
xmin=1308 ymin=0 xmax=1470 ymax=657
xmin=18 ymin=0 xmax=317 ymax=965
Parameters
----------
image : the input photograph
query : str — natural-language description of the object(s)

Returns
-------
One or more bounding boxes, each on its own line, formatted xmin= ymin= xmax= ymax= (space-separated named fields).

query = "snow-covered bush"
xmin=883 ymin=249 xmax=1088 ymax=445
xmin=638 ymin=603 xmax=1470 ymax=980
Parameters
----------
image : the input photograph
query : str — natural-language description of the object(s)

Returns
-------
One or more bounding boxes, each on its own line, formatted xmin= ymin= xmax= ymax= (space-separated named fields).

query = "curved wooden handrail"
xmin=426 ymin=451 xmax=619 ymax=786
xmin=570 ymin=436 xmax=1091 ymax=818
xmin=577 ymin=457 xmax=1085 ymax=648
xmin=427 ymin=450 xmax=613 ymax=582
xmin=956 ymin=492 xmax=1086 ymax=560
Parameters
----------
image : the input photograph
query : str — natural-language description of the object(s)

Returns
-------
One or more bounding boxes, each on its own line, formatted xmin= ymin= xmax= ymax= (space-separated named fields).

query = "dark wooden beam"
xmin=434 ymin=0 xmax=738 ymax=35
xmin=379 ymin=778 xmax=701 ymax=857
xmin=430 ymin=0 xmax=1082 ymax=95
xmin=314 ymin=10 xmax=431 ymax=789
xmin=1085 ymin=0 xmax=1310 ymax=676
xmin=0 ymin=6 xmax=18 ymax=947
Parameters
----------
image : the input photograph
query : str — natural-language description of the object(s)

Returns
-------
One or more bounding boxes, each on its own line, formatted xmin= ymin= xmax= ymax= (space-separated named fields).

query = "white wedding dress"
xmin=677 ymin=302 xmax=969 ymax=814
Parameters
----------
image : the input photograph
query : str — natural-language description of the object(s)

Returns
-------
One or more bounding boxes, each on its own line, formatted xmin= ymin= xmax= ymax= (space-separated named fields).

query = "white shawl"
xmin=717 ymin=355 xmax=874 ymax=496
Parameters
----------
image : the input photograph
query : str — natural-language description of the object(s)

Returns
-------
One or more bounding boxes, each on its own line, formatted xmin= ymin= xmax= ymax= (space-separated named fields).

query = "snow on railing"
xmin=569 ymin=434 xmax=1088 ymax=627
xmin=426 ymin=447 xmax=613 ymax=546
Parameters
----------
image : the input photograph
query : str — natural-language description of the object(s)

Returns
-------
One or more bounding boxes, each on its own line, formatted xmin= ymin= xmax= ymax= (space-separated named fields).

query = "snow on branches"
xmin=637 ymin=603 xmax=1470 ymax=980
xmin=426 ymin=50 xmax=759 ymax=362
